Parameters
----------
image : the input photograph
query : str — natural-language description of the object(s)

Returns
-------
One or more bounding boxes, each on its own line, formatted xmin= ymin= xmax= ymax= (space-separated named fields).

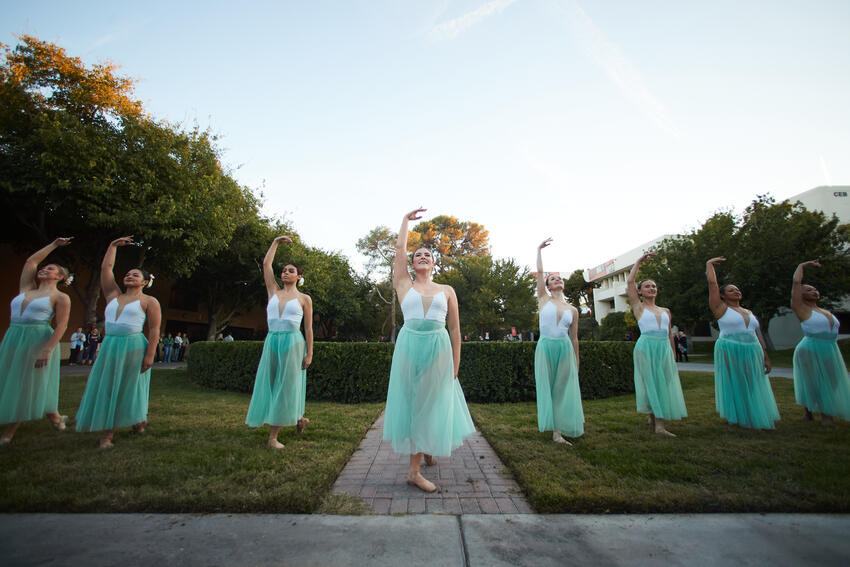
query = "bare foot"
xmin=655 ymin=427 xmax=677 ymax=437
xmin=50 ymin=415 xmax=68 ymax=431
xmin=804 ymin=409 xmax=814 ymax=421
xmin=407 ymin=473 xmax=437 ymax=493
xmin=268 ymin=439 xmax=285 ymax=450
xmin=423 ymin=454 xmax=436 ymax=466
xmin=132 ymin=421 xmax=147 ymax=433
xmin=0 ymin=436 xmax=11 ymax=446
xmin=552 ymin=432 xmax=572 ymax=445
xmin=99 ymin=438 xmax=114 ymax=449
xmin=296 ymin=417 xmax=310 ymax=434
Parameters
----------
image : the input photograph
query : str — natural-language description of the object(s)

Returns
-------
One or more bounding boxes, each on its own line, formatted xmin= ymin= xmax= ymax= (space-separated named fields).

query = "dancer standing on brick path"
xmin=246 ymin=236 xmax=313 ymax=449
xmin=790 ymin=260 xmax=850 ymax=425
xmin=533 ymin=238 xmax=583 ymax=444
xmin=706 ymin=256 xmax=779 ymax=429
xmin=626 ymin=252 xmax=686 ymax=437
xmin=0 ymin=238 xmax=74 ymax=445
xmin=383 ymin=207 xmax=475 ymax=493
xmin=75 ymin=236 xmax=161 ymax=448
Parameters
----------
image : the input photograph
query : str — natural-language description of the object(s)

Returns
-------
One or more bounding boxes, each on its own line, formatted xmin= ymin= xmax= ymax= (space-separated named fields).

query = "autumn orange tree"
xmin=408 ymin=215 xmax=490 ymax=273
xmin=0 ymin=35 xmax=247 ymax=326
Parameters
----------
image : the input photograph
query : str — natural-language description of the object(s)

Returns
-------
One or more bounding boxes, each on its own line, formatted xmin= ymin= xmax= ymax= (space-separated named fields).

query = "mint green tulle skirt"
xmin=534 ymin=336 xmax=584 ymax=437
xmin=0 ymin=322 xmax=60 ymax=425
xmin=246 ymin=330 xmax=306 ymax=427
xmin=383 ymin=320 xmax=475 ymax=456
xmin=633 ymin=330 xmax=687 ymax=420
xmin=75 ymin=330 xmax=151 ymax=432
xmin=714 ymin=332 xmax=779 ymax=429
xmin=793 ymin=333 xmax=850 ymax=420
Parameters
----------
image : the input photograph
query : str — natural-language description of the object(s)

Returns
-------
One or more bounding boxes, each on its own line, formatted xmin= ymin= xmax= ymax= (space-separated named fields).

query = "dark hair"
xmin=636 ymin=279 xmax=656 ymax=293
xmin=718 ymin=284 xmax=734 ymax=296
xmin=135 ymin=268 xmax=152 ymax=282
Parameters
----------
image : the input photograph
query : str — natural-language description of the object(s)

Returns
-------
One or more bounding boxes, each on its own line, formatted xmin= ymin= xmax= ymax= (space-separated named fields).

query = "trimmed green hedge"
xmin=187 ymin=340 xmax=635 ymax=403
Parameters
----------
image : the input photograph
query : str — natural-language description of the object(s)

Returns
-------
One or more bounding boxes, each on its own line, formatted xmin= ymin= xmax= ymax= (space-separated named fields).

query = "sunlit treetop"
xmin=1 ymin=34 xmax=143 ymax=122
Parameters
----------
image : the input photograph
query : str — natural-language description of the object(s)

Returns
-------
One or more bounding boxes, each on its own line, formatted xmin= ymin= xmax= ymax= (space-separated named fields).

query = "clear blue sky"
xmin=6 ymin=0 xmax=850 ymax=275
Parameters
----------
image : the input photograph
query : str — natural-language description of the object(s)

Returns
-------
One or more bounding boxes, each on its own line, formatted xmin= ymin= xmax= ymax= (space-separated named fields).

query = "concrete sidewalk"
xmin=2 ymin=513 xmax=848 ymax=566
xmin=677 ymin=361 xmax=794 ymax=378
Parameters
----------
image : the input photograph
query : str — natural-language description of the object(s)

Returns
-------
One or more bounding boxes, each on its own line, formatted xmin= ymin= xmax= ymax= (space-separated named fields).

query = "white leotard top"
xmin=539 ymin=301 xmax=572 ymax=338
xmin=267 ymin=294 xmax=303 ymax=332
xmin=717 ymin=307 xmax=759 ymax=338
xmin=104 ymin=298 xmax=147 ymax=334
xmin=800 ymin=310 xmax=839 ymax=336
xmin=401 ymin=288 xmax=447 ymax=323
xmin=10 ymin=293 xmax=54 ymax=323
xmin=637 ymin=308 xmax=669 ymax=333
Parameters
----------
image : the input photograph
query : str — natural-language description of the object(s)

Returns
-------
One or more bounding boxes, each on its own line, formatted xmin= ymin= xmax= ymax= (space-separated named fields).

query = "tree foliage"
xmin=639 ymin=196 xmax=850 ymax=344
xmin=436 ymin=255 xmax=536 ymax=339
xmin=0 ymin=35 xmax=247 ymax=325
xmin=563 ymin=269 xmax=599 ymax=313
xmin=409 ymin=215 xmax=489 ymax=272
xmin=599 ymin=310 xmax=639 ymax=341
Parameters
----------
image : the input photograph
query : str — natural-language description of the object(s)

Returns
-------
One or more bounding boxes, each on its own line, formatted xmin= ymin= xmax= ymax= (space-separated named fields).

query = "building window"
xmin=834 ymin=191 xmax=848 ymax=197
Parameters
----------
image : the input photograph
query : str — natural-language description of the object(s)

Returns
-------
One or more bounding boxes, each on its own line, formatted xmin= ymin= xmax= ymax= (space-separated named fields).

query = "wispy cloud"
xmin=555 ymin=0 xmax=680 ymax=138
xmin=428 ymin=0 xmax=521 ymax=41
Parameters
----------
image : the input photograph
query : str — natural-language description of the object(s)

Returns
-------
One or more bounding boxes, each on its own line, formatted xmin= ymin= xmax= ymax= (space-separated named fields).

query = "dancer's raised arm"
xmin=394 ymin=207 xmax=425 ymax=293
xmin=263 ymin=236 xmax=292 ymax=298
xmin=706 ymin=257 xmax=727 ymax=317
xmin=536 ymin=238 xmax=552 ymax=299
xmin=791 ymin=260 xmax=820 ymax=320
xmin=19 ymin=237 xmax=73 ymax=293
xmin=626 ymin=252 xmax=654 ymax=316
xmin=101 ymin=236 xmax=133 ymax=302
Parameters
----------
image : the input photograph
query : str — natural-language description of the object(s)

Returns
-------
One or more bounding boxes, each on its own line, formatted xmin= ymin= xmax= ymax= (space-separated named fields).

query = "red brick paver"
xmin=332 ymin=413 xmax=532 ymax=515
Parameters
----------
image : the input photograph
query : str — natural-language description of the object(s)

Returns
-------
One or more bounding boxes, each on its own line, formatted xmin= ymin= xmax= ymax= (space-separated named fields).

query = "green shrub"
xmin=598 ymin=310 xmax=639 ymax=341
xmin=188 ymin=340 xmax=635 ymax=403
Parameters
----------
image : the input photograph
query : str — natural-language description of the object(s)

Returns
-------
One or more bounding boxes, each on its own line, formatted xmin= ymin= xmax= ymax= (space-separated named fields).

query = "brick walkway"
xmin=332 ymin=413 xmax=533 ymax=515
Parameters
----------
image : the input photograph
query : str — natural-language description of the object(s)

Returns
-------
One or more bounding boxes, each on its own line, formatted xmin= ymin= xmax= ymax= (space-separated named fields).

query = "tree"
xmin=638 ymin=212 xmax=736 ymax=334
xmin=436 ymin=255 xmax=536 ymax=339
xmin=640 ymin=197 xmax=850 ymax=347
xmin=0 ymin=35 xmax=247 ymax=326
xmin=177 ymin=194 xmax=275 ymax=340
xmin=599 ymin=310 xmax=638 ymax=341
xmin=356 ymin=226 xmax=400 ymax=341
xmin=726 ymin=196 xmax=850 ymax=349
xmin=409 ymin=215 xmax=489 ymax=272
xmin=563 ymin=269 xmax=599 ymax=314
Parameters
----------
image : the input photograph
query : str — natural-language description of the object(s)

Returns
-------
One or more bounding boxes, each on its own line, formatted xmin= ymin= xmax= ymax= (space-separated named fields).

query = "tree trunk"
xmin=78 ymin=269 xmax=102 ymax=329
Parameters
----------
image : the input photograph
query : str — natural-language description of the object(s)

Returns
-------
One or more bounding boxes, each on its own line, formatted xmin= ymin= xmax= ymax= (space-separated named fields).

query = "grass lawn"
xmin=688 ymin=338 xmax=849 ymax=368
xmin=469 ymin=371 xmax=850 ymax=513
xmin=0 ymin=370 xmax=382 ymax=513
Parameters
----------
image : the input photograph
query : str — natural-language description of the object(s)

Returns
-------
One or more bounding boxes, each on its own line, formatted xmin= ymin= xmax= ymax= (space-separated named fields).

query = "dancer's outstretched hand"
xmin=110 ymin=236 xmax=134 ymax=247
xmin=405 ymin=207 xmax=426 ymax=221
xmin=273 ymin=236 xmax=293 ymax=244
xmin=538 ymin=238 xmax=553 ymax=250
xmin=52 ymin=237 xmax=74 ymax=247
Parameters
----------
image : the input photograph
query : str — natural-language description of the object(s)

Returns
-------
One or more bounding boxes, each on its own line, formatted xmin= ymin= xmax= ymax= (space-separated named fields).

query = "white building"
xmin=584 ymin=186 xmax=849 ymax=345
xmin=584 ymin=235 xmax=674 ymax=324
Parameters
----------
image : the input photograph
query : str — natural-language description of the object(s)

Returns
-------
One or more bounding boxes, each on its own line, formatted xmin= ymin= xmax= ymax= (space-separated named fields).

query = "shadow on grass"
xmin=0 ymin=370 xmax=383 ymax=513
xmin=470 ymin=372 xmax=850 ymax=513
